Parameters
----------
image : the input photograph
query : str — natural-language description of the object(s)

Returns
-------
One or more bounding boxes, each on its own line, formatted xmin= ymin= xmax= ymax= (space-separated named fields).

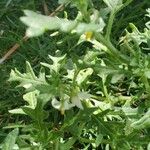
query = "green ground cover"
xmin=0 ymin=0 xmax=150 ymax=149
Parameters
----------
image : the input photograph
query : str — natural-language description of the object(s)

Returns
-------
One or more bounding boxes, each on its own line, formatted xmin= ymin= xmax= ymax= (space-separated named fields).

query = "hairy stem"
xmin=105 ymin=10 xmax=115 ymax=42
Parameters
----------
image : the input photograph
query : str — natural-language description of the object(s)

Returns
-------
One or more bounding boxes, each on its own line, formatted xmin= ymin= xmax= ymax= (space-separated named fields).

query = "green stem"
xmin=105 ymin=10 xmax=115 ymax=42
xmin=105 ymin=0 xmax=134 ymax=42
xmin=92 ymin=115 xmax=113 ymax=137
xmin=95 ymin=33 xmax=129 ymax=63
xmin=94 ymin=0 xmax=134 ymax=63
xmin=102 ymin=77 xmax=110 ymax=102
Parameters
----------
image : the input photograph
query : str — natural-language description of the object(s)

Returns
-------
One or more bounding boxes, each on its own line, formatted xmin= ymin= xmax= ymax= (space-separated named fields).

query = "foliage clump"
xmin=0 ymin=0 xmax=150 ymax=149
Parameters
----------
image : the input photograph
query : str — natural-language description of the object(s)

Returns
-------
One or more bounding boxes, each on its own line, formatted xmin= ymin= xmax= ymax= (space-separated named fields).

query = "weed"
xmin=0 ymin=0 xmax=150 ymax=149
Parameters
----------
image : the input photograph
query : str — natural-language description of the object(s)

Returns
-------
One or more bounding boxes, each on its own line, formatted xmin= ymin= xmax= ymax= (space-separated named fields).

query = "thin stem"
xmin=105 ymin=10 xmax=115 ymax=42
xmin=95 ymin=33 xmax=129 ymax=63
xmin=105 ymin=0 xmax=134 ymax=42
xmin=102 ymin=77 xmax=110 ymax=102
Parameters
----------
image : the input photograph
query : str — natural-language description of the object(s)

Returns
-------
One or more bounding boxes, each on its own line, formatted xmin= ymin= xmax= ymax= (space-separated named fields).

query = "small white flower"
xmin=71 ymin=92 xmax=91 ymax=109
xmin=51 ymin=92 xmax=91 ymax=113
xmin=51 ymin=96 xmax=74 ymax=111
xmin=23 ymin=83 xmax=32 ymax=89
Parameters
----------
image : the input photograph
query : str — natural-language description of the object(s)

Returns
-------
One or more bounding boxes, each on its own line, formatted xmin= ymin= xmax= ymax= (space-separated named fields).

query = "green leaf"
xmin=93 ymin=116 xmax=113 ymax=137
xmin=111 ymin=74 xmax=124 ymax=84
xmin=60 ymin=137 xmax=76 ymax=150
xmin=131 ymin=109 xmax=150 ymax=130
xmin=38 ymin=93 xmax=52 ymax=107
xmin=9 ymin=90 xmax=39 ymax=115
xmin=9 ymin=61 xmax=50 ymax=93
xmin=9 ymin=108 xmax=26 ymax=115
xmin=125 ymin=23 xmax=147 ymax=45
xmin=2 ymin=128 xmax=19 ymax=150
xmin=22 ymin=103 xmax=48 ymax=121
xmin=23 ymin=90 xmax=39 ymax=109
xmin=122 ymin=106 xmax=138 ymax=116
xmin=41 ymin=54 xmax=66 ymax=73
xmin=21 ymin=107 xmax=37 ymax=120
xmin=97 ymin=66 xmax=119 ymax=80
xmin=76 ymin=68 xmax=93 ymax=85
